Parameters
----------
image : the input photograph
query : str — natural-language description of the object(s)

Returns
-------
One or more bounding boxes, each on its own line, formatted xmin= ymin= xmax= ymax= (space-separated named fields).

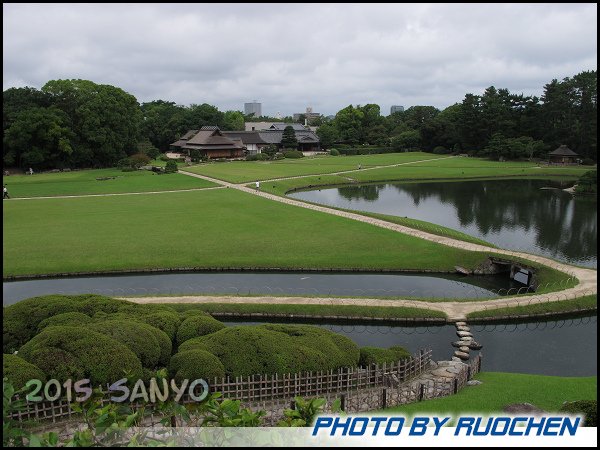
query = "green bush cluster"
xmin=37 ymin=312 xmax=92 ymax=331
xmin=89 ymin=320 xmax=172 ymax=368
xmin=179 ymin=324 xmax=359 ymax=377
xmin=283 ymin=150 xmax=304 ymax=159
xmin=329 ymin=149 xmax=340 ymax=156
xmin=168 ymin=349 xmax=225 ymax=383
xmin=3 ymin=354 xmax=46 ymax=389
xmin=358 ymin=346 xmax=411 ymax=366
xmin=164 ymin=160 xmax=178 ymax=173
xmin=18 ymin=326 xmax=143 ymax=385
xmin=176 ymin=315 xmax=226 ymax=346
xmin=559 ymin=400 xmax=597 ymax=426
xmin=3 ymin=294 xmax=178 ymax=353
xmin=337 ymin=147 xmax=396 ymax=156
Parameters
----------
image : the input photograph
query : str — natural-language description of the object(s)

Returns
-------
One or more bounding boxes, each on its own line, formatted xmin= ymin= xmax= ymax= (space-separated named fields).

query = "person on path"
xmin=3 ymin=185 xmax=9 ymax=199
xmin=29 ymin=167 xmax=34 ymax=175
xmin=255 ymin=181 xmax=260 ymax=190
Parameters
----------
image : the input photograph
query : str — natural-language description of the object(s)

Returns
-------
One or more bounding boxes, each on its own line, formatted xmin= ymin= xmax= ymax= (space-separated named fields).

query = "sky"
xmin=3 ymin=3 xmax=597 ymax=117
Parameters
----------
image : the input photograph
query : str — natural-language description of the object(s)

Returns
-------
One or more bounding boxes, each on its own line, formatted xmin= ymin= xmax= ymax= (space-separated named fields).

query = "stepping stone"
xmin=459 ymin=346 xmax=470 ymax=353
xmin=454 ymin=351 xmax=470 ymax=360
xmin=451 ymin=340 xmax=464 ymax=348
xmin=468 ymin=341 xmax=483 ymax=350
xmin=457 ymin=326 xmax=470 ymax=332
xmin=456 ymin=331 xmax=473 ymax=337
xmin=451 ymin=357 xmax=462 ymax=362
xmin=467 ymin=380 xmax=482 ymax=386
xmin=455 ymin=321 xmax=467 ymax=327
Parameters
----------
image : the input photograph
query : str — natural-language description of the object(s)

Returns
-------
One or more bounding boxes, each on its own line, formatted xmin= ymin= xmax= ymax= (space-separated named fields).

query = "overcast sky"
xmin=3 ymin=3 xmax=597 ymax=117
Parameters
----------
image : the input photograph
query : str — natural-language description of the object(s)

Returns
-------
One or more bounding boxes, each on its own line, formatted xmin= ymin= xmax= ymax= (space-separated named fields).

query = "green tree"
xmin=390 ymin=130 xmax=421 ymax=151
xmin=223 ymin=110 xmax=245 ymax=131
xmin=334 ymin=105 xmax=364 ymax=144
xmin=281 ymin=125 xmax=298 ymax=149
xmin=316 ymin=122 xmax=339 ymax=148
xmin=3 ymin=107 xmax=74 ymax=168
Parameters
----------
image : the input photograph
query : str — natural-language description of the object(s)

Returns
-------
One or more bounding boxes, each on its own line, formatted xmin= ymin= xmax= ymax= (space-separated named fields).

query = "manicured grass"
xmin=163 ymin=302 xmax=447 ymax=319
xmin=467 ymin=295 xmax=597 ymax=319
xmin=184 ymin=152 xmax=445 ymax=183
xmin=2 ymin=168 xmax=217 ymax=197
xmin=3 ymin=188 xmax=499 ymax=277
xmin=383 ymin=372 xmax=597 ymax=415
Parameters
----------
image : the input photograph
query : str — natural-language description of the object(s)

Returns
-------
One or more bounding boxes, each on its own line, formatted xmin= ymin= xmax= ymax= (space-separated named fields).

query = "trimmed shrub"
xmin=165 ymin=160 xmax=178 ymax=173
xmin=179 ymin=324 xmax=360 ymax=377
xmin=329 ymin=149 xmax=340 ymax=156
xmin=433 ymin=146 xmax=449 ymax=154
xmin=138 ymin=311 xmax=181 ymax=343
xmin=168 ymin=350 xmax=225 ymax=383
xmin=245 ymin=154 xmax=258 ymax=161
xmin=3 ymin=294 xmax=176 ymax=353
xmin=176 ymin=315 xmax=226 ymax=346
xmin=283 ymin=150 xmax=304 ymax=159
xmin=90 ymin=320 xmax=171 ymax=369
xmin=18 ymin=326 xmax=143 ymax=385
xmin=358 ymin=346 xmax=411 ymax=366
xmin=37 ymin=312 xmax=92 ymax=331
xmin=559 ymin=400 xmax=597 ymax=426
xmin=3 ymin=354 xmax=46 ymax=389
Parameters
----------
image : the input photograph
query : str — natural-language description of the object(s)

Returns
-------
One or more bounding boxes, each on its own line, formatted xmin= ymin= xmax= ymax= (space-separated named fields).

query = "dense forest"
xmin=3 ymin=71 xmax=596 ymax=170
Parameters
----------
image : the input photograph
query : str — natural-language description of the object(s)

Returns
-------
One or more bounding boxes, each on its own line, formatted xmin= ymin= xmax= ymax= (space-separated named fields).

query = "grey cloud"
xmin=3 ymin=3 xmax=596 ymax=116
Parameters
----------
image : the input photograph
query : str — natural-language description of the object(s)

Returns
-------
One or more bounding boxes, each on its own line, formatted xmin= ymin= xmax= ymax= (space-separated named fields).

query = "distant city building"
xmin=390 ymin=105 xmax=404 ymax=114
xmin=244 ymin=101 xmax=262 ymax=117
xmin=293 ymin=106 xmax=321 ymax=123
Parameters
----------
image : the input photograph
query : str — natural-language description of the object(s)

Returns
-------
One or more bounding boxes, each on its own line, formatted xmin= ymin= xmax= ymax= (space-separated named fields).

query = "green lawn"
xmin=3 ymin=188 xmax=498 ymax=277
xmin=2 ymin=168 xmax=217 ymax=197
xmin=383 ymin=372 xmax=597 ymax=416
xmin=467 ymin=295 xmax=597 ymax=319
xmin=184 ymin=152 xmax=445 ymax=183
xmin=163 ymin=303 xmax=447 ymax=319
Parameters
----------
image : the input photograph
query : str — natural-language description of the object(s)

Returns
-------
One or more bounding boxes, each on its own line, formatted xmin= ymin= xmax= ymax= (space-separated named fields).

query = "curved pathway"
xmin=172 ymin=169 xmax=597 ymax=320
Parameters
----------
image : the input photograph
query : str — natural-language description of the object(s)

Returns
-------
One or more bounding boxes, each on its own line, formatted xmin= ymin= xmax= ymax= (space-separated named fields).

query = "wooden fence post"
xmin=381 ymin=388 xmax=387 ymax=409
xmin=290 ymin=399 xmax=296 ymax=411
xmin=418 ymin=383 xmax=425 ymax=401
xmin=453 ymin=378 xmax=458 ymax=394
xmin=340 ymin=394 xmax=346 ymax=412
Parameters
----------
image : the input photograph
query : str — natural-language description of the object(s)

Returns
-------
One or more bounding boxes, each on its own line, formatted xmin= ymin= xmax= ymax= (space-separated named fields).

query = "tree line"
xmin=3 ymin=71 xmax=596 ymax=170
xmin=317 ymin=70 xmax=596 ymax=161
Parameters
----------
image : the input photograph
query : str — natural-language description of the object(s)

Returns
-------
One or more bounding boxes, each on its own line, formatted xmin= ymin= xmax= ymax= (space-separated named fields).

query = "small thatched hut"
xmin=548 ymin=145 xmax=579 ymax=164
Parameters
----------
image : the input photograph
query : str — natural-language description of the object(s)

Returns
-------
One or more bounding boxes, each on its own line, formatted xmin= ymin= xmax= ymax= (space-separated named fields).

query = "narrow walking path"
xmin=175 ymin=168 xmax=597 ymax=320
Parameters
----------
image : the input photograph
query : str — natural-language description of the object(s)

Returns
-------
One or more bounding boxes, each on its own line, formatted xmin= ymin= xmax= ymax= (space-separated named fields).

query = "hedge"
xmin=559 ymin=400 xmax=597 ymax=427
xmin=179 ymin=324 xmax=360 ymax=377
xmin=3 ymin=294 xmax=177 ymax=353
xmin=37 ymin=312 xmax=93 ymax=331
xmin=168 ymin=349 xmax=226 ymax=383
xmin=358 ymin=346 xmax=411 ymax=366
xmin=176 ymin=315 xmax=226 ymax=346
xmin=3 ymin=354 xmax=46 ymax=389
xmin=90 ymin=320 xmax=172 ymax=368
xmin=92 ymin=310 xmax=181 ymax=343
xmin=18 ymin=326 xmax=143 ymax=385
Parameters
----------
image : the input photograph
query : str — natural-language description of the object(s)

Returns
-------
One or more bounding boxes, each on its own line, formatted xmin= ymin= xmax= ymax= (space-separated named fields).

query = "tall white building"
xmin=244 ymin=101 xmax=262 ymax=117
xmin=390 ymin=105 xmax=404 ymax=114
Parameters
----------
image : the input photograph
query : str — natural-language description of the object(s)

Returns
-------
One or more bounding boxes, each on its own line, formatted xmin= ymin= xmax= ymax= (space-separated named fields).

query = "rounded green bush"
xmin=4 ymin=295 xmax=144 ymax=352
xmin=179 ymin=324 xmax=359 ymax=377
xmin=3 ymin=354 xmax=46 ymax=389
xmin=38 ymin=312 xmax=92 ymax=331
xmin=18 ymin=326 xmax=143 ymax=385
xmin=176 ymin=315 xmax=226 ymax=346
xmin=559 ymin=400 xmax=597 ymax=426
xmin=168 ymin=350 xmax=225 ymax=383
xmin=90 ymin=320 xmax=171 ymax=368
xmin=358 ymin=346 xmax=411 ymax=366
xmin=329 ymin=149 xmax=340 ymax=156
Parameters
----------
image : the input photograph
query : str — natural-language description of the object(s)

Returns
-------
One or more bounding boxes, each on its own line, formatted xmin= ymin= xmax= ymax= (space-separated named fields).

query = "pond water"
xmin=2 ymin=271 xmax=522 ymax=306
xmin=223 ymin=315 xmax=597 ymax=377
xmin=289 ymin=179 xmax=597 ymax=268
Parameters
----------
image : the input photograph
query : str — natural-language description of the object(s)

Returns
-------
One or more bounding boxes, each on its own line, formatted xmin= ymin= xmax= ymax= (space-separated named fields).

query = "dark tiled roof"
xmin=258 ymin=130 xmax=320 ymax=144
xmin=269 ymin=123 xmax=308 ymax=131
xmin=549 ymin=145 xmax=579 ymax=156
xmin=170 ymin=126 xmax=243 ymax=150
xmin=222 ymin=131 xmax=267 ymax=144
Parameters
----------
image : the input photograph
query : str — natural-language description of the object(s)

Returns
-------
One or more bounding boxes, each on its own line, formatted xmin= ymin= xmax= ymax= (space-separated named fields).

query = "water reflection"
xmin=291 ymin=179 xmax=597 ymax=267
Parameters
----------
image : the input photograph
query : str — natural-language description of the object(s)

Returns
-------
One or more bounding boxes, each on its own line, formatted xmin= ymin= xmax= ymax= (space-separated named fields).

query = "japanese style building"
xmin=548 ymin=145 xmax=579 ymax=164
xmin=170 ymin=126 xmax=244 ymax=159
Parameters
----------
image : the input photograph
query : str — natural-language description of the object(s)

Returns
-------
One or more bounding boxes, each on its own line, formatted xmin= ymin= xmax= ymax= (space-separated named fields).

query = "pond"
xmin=289 ymin=178 xmax=597 ymax=268
xmin=223 ymin=315 xmax=598 ymax=377
xmin=2 ymin=271 xmax=523 ymax=306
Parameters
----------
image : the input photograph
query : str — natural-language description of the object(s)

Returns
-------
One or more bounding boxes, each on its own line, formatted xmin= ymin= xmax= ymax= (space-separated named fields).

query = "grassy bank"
xmin=162 ymin=302 xmax=447 ymax=320
xmin=467 ymin=295 xmax=597 ymax=319
xmin=2 ymin=168 xmax=216 ymax=197
xmin=383 ymin=372 xmax=597 ymax=415
xmin=184 ymin=152 xmax=444 ymax=183
xmin=3 ymin=188 xmax=496 ymax=277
